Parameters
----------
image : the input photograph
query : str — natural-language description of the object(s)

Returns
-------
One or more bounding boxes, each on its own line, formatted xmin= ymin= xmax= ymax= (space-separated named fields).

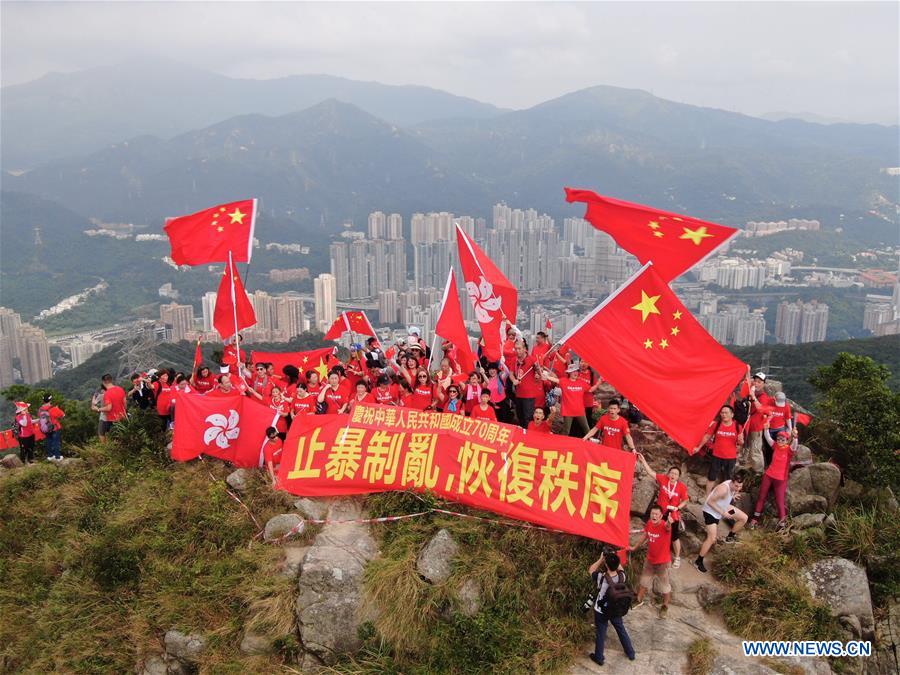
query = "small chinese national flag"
xmin=561 ymin=262 xmax=746 ymax=451
xmin=565 ymin=188 xmax=738 ymax=282
xmin=795 ymin=412 xmax=812 ymax=427
xmin=435 ymin=268 xmax=476 ymax=373
xmin=171 ymin=392 xmax=277 ymax=467
xmin=192 ymin=337 xmax=203 ymax=373
xmin=213 ymin=256 xmax=257 ymax=341
xmin=164 ymin=199 xmax=257 ymax=266
xmin=324 ymin=311 xmax=377 ymax=341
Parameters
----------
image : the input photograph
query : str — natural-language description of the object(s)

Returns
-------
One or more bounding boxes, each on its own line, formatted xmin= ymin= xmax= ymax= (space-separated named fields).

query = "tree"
xmin=808 ymin=353 xmax=900 ymax=491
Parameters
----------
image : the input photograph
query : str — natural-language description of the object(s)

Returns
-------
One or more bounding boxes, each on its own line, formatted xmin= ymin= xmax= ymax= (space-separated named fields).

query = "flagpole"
xmin=227 ymin=251 xmax=247 ymax=383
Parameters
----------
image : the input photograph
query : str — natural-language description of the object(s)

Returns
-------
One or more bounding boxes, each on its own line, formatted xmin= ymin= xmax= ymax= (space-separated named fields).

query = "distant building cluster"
xmin=774 ymin=300 xmax=830 ymax=344
xmin=743 ymin=218 xmax=820 ymax=237
xmin=696 ymin=302 xmax=767 ymax=346
xmin=862 ymin=281 xmax=900 ymax=336
xmin=269 ymin=268 xmax=310 ymax=283
xmin=0 ymin=307 xmax=53 ymax=386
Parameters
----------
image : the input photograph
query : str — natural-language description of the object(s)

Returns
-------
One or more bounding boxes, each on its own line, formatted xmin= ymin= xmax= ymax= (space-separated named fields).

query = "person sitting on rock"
xmin=749 ymin=422 xmax=798 ymax=531
xmin=629 ymin=505 xmax=673 ymax=618
xmin=636 ymin=453 xmax=687 ymax=568
xmin=694 ymin=470 xmax=748 ymax=574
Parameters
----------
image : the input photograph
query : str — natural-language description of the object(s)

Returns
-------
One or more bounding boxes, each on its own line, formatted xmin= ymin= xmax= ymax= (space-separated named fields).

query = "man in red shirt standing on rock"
xmin=637 ymin=453 xmax=688 ymax=568
xmin=583 ymin=399 xmax=636 ymax=452
xmin=628 ymin=505 xmax=673 ymax=618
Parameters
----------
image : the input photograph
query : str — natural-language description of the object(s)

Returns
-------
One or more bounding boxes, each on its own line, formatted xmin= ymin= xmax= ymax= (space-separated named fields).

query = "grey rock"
xmin=417 ymin=528 xmax=459 ymax=584
xmin=630 ymin=470 xmax=659 ymax=516
xmin=711 ymin=655 xmax=780 ymax=674
xmin=295 ymin=498 xmax=378 ymax=664
xmin=136 ymin=655 xmax=167 ymax=675
xmin=871 ymin=600 xmax=900 ymax=675
xmin=239 ymin=631 xmax=271 ymax=655
xmin=57 ymin=457 xmax=84 ymax=468
xmin=0 ymin=454 xmax=23 ymax=469
xmin=807 ymin=463 xmax=842 ymax=508
xmin=294 ymin=497 xmax=327 ymax=521
xmin=823 ymin=513 xmax=837 ymax=529
xmin=793 ymin=444 xmax=813 ymax=465
xmin=802 ymin=557 xmax=875 ymax=639
xmin=697 ymin=584 xmax=726 ymax=610
xmin=792 ymin=513 xmax=826 ymax=529
xmin=455 ymin=578 xmax=481 ymax=617
xmin=788 ymin=466 xmax=814 ymax=503
xmin=281 ymin=546 xmax=308 ymax=578
xmin=225 ymin=469 xmax=250 ymax=492
xmin=163 ymin=629 xmax=206 ymax=664
xmin=670 ymin=592 xmax=701 ymax=610
xmin=790 ymin=494 xmax=829 ymax=515
xmin=264 ymin=513 xmax=303 ymax=542
xmin=839 ymin=614 xmax=863 ymax=639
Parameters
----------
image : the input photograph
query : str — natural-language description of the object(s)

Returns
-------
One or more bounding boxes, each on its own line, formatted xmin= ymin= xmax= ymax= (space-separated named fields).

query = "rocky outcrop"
xmin=1 ymin=454 xmax=23 ymax=469
xmin=790 ymin=494 xmax=829 ymax=516
xmin=160 ymin=629 xmax=206 ymax=673
xmin=871 ymin=599 xmax=900 ymax=675
xmin=792 ymin=513 xmax=826 ymax=529
xmin=801 ymin=557 xmax=875 ymax=639
xmin=630 ymin=470 xmax=658 ymax=517
xmin=239 ymin=631 xmax=271 ymax=655
xmin=417 ymin=529 xmax=459 ymax=584
xmin=264 ymin=513 xmax=303 ymax=542
xmin=454 ymin=578 xmax=482 ymax=617
xmin=788 ymin=463 xmax=841 ymax=511
xmin=295 ymin=498 xmax=378 ymax=668
xmin=294 ymin=497 xmax=328 ymax=521
xmin=225 ymin=469 xmax=250 ymax=492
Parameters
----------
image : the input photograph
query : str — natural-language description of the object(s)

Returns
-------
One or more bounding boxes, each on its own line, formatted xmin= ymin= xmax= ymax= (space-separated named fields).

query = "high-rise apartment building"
xmin=275 ymin=295 xmax=306 ymax=338
xmin=414 ymin=241 xmax=453 ymax=291
xmin=386 ymin=213 xmax=403 ymax=240
xmin=368 ymin=211 xmax=386 ymax=239
xmin=19 ymin=324 xmax=52 ymax=383
xmin=314 ymin=273 xmax=337 ymax=333
xmin=0 ymin=336 xmax=13 ymax=388
xmin=775 ymin=300 xmax=802 ymax=344
xmin=0 ymin=307 xmax=22 ymax=359
xmin=70 ymin=341 xmax=106 ymax=368
xmin=799 ymin=301 xmax=829 ymax=343
xmin=378 ymin=289 xmax=399 ymax=324
xmin=201 ymin=292 xmax=217 ymax=332
xmin=734 ymin=312 xmax=766 ymax=346
xmin=159 ymin=302 xmax=194 ymax=342
xmin=329 ymin=242 xmax=351 ymax=300
xmin=348 ymin=239 xmax=370 ymax=299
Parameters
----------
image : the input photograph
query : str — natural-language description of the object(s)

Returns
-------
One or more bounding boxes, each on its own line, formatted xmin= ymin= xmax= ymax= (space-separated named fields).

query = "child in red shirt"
xmin=469 ymin=390 xmax=497 ymax=421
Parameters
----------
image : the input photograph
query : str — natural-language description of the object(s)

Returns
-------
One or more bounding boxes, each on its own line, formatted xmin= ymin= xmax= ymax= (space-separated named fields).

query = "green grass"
xmin=686 ymin=637 xmax=715 ymax=675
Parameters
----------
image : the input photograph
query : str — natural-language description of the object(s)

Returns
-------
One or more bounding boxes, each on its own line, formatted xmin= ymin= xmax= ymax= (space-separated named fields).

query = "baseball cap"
xmin=566 ymin=363 xmax=580 ymax=373
xmin=776 ymin=430 xmax=790 ymax=440
xmin=753 ymin=371 xmax=767 ymax=381
xmin=775 ymin=392 xmax=786 ymax=405
xmin=14 ymin=401 xmax=29 ymax=411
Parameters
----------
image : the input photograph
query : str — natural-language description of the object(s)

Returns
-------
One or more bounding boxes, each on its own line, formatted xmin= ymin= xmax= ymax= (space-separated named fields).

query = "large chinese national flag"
xmin=455 ymin=224 xmax=517 ymax=361
xmin=171 ymin=392 xmax=277 ymax=467
xmin=561 ymin=263 xmax=745 ymax=451
xmin=435 ymin=268 xmax=476 ymax=373
xmin=565 ymin=188 xmax=738 ymax=282
xmin=251 ymin=347 xmax=337 ymax=378
xmin=213 ymin=256 xmax=257 ymax=341
xmin=164 ymin=199 xmax=257 ymax=265
xmin=323 ymin=311 xmax=378 ymax=341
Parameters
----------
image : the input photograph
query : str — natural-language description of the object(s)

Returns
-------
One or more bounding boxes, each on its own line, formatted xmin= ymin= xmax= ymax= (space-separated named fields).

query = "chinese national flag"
xmin=252 ymin=347 xmax=336 ymax=379
xmin=795 ymin=412 xmax=812 ymax=427
xmin=192 ymin=338 xmax=203 ymax=373
xmin=213 ymin=256 xmax=256 ymax=341
xmin=561 ymin=263 xmax=746 ymax=452
xmin=435 ymin=268 xmax=476 ymax=373
xmin=164 ymin=199 xmax=257 ymax=265
xmin=324 ymin=311 xmax=377 ymax=341
xmin=565 ymin=188 xmax=738 ymax=282
xmin=455 ymin=224 xmax=518 ymax=361
xmin=171 ymin=392 xmax=277 ymax=467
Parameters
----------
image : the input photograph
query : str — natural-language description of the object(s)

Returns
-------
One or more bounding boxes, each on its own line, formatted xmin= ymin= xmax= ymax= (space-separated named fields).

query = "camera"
xmin=581 ymin=590 xmax=597 ymax=612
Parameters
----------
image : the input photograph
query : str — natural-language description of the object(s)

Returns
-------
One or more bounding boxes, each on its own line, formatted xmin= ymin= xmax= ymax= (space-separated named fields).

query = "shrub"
xmin=686 ymin=637 xmax=715 ymax=675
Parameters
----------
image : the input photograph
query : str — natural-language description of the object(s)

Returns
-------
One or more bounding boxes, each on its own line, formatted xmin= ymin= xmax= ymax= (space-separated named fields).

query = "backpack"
xmin=624 ymin=402 xmax=643 ymax=425
xmin=10 ymin=419 xmax=20 ymax=439
xmin=38 ymin=407 xmax=55 ymax=434
xmin=599 ymin=572 xmax=635 ymax=618
xmin=733 ymin=396 xmax=752 ymax=425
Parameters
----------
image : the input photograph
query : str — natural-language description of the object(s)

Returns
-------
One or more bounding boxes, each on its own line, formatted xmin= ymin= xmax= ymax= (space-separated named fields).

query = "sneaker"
xmin=775 ymin=519 xmax=788 ymax=531
xmin=748 ymin=519 xmax=758 ymax=530
xmin=724 ymin=532 xmax=738 ymax=544
xmin=658 ymin=605 xmax=669 ymax=619
xmin=693 ymin=558 xmax=708 ymax=574
xmin=632 ymin=599 xmax=645 ymax=609
xmin=589 ymin=653 xmax=604 ymax=666
xmin=672 ymin=556 xmax=681 ymax=569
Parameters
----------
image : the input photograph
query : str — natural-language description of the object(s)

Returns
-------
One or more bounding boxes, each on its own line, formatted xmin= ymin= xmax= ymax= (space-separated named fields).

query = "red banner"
xmin=251 ymin=348 xmax=337 ymax=376
xmin=277 ymin=404 xmax=635 ymax=545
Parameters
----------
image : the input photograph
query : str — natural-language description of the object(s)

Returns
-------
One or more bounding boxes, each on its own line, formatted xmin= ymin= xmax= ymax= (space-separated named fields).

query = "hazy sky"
xmin=2 ymin=1 xmax=898 ymax=124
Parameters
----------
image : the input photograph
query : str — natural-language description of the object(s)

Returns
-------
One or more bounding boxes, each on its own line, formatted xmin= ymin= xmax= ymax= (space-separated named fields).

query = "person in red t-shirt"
xmin=628 ymin=506 xmax=673 ymax=618
xmin=696 ymin=405 xmax=745 ymax=496
xmin=270 ymin=386 xmax=291 ymax=433
xmin=304 ymin=370 xmax=323 ymax=397
xmin=100 ymin=373 xmax=127 ymax=440
xmin=192 ymin=366 xmax=217 ymax=394
xmin=578 ymin=361 xmax=600 ymax=422
xmin=407 ymin=370 xmax=436 ymax=411
xmin=317 ymin=371 xmax=348 ymax=414
xmin=13 ymin=401 xmax=36 ymax=464
xmin=251 ymin=363 xmax=274 ymax=401
xmin=291 ymin=383 xmax=316 ymax=418
xmin=348 ymin=380 xmax=373 ymax=412
xmin=462 ymin=371 xmax=484 ymax=415
xmin=636 ymin=453 xmax=688 ymax=568
xmin=371 ymin=375 xmax=399 ymax=406
xmin=153 ymin=370 xmax=174 ymax=430
xmin=543 ymin=363 xmax=601 ymax=437
xmin=526 ymin=406 xmax=555 ymax=434
xmin=750 ymin=422 xmax=798 ymax=530
xmin=583 ymin=400 xmax=635 ymax=452
xmin=743 ymin=371 xmax=774 ymax=469
xmin=470 ymin=390 xmax=497 ymax=421
xmin=531 ymin=331 xmax=551 ymax=366
xmin=39 ymin=393 xmax=66 ymax=461
xmin=510 ymin=343 xmax=543 ymax=427
xmin=263 ymin=427 xmax=284 ymax=488
xmin=437 ymin=384 xmax=465 ymax=414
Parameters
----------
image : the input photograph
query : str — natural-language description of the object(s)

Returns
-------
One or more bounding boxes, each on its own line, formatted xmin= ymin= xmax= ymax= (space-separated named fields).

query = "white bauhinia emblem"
xmin=466 ymin=275 xmax=502 ymax=324
xmin=203 ymin=409 xmax=240 ymax=449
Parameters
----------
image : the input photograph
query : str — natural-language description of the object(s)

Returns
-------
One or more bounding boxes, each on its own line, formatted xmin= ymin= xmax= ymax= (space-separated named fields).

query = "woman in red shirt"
xmin=270 ymin=386 xmax=291 ymax=433
xmin=750 ymin=423 xmax=798 ymax=530
xmin=348 ymin=380 xmax=373 ymax=412
xmin=437 ymin=384 xmax=465 ymax=415
xmin=304 ymin=370 xmax=323 ymax=398
xmin=695 ymin=405 xmax=744 ymax=496
xmin=154 ymin=370 xmax=174 ymax=430
xmin=192 ymin=366 xmax=216 ymax=394
xmin=317 ymin=371 xmax=348 ymax=414
xmin=263 ymin=427 xmax=283 ymax=488
xmin=407 ymin=370 xmax=436 ymax=411
xmin=14 ymin=401 xmax=36 ymax=464
xmin=462 ymin=371 xmax=484 ymax=415
xmin=372 ymin=374 xmax=399 ymax=406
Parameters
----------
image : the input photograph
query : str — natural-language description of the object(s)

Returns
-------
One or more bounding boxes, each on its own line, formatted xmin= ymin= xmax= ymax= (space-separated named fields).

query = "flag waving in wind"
xmin=164 ymin=199 xmax=257 ymax=266
xmin=455 ymin=224 xmax=517 ymax=361
xmin=434 ymin=268 xmax=476 ymax=373
xmin=565 ymin=188 xmax=738 ymax=282
xmin=213 ymin=254 xmax=256 ymax=341
xmin=560 ymin=262 xmax=746 ymax=452
xmin=324 ymin=311 xmax=378 ymax=342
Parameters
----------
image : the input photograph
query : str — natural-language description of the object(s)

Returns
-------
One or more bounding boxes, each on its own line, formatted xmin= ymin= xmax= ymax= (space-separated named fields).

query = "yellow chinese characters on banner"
xmin=278 ymin=404 xmax=635 ymax=545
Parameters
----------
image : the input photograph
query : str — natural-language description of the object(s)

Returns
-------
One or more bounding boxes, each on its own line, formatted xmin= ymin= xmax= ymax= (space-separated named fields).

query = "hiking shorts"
xmin=639 ymin=560 xmax=671 ymax=594
xmin=708 ymin=457 xmax=736 ymax=482
xmin=663 ymin=511 xmax=681 ymax=541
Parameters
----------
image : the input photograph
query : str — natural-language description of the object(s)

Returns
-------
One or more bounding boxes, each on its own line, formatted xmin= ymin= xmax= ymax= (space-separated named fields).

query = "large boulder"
xmin=239 ymin=631 xmax=271 ymax=655
xmin=294 ymin=497 xmax=328 ymax=521
xmin=281 ymin=546 xmax=308 ymax=578
xmin=135 ymin=655 xmax=167 ymax=675
xmin=416 ymin=529 xmax=459 ymax=584
xmin=163 ymin=629 xmax=206 ymax=665
xmin=296 ymin=498 xmax=378 ymax=667
xmin=801 ymin=557 xmax=875 ymax=639
xmin=264 ymin=514 xmax=303 ymax=542
xmin=792 ymin=513 xmax=826 ymax=529
xmin=790 ymin=494 xmax=828 ymax=516
xmin=225 ymin=469 xmax=250 ymax=492
xmin=870 ymin=599 xmax=900 ymax=675
xmin=806 ymin=463 xmax=841 ymax=508
xmin=0 ymin=454 xmax=23 ymax=469
xmin=454 ymin=578 xmax=482 ymax=617
xmin=793 ymin=444 xmax=813 ymax=466
xmin=630 ymin=471 xmax=658 ymax=517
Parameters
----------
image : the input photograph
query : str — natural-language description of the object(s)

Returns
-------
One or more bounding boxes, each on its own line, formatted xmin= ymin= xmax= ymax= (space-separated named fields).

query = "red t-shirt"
xmin=373 ymin=385 xmax=399 ymax=406
xmin=15 ymin=412 xmax=35 ymax=438
xmin=39 ymin=403 xmax=65 ymax=431
xmin=531 ymin=342 xmax=550 ymax=365
xmin=407 ymin=384 xmax=435 ymax=411
xmin=154 ymin=383 xmax=173 ymax=416
xmin=748 ymin=392 xmax=774 ymax=432
xmin=263 ymin=438 xmax=283 ymax=466
xmin=322 ymin=388 xmax=347 ymax=414
xmin=208 ymin=386 xmax=240 ymax=398
xmin=104 ymin=386 xmax=128 ymax=422
xmin=769 ymin=403 xmax=791 ymax=429
xmin=514 ymin=356 xmax=544 ymax=399
xmin=292 ymin=394 xmax=316 ymax=416
xmin=594 ymin=414 xmax=630 ymax=449
xmin=194 ymin=375 xmax=216 ymax=393
xmin=645 ymin=519 xmax=673 ymax=565
xmin=527 ymin=419 xmax=553 ymax=434
xmin=559 ymin=377 xmax=590 ymax=417
xmin=579 ymin=371 xmax=597 ymax=407
xmin=252 ymin=375 xmax=274 ymax=400
xmin=765 ymin=441 xmax=794 ymax=481
xmin=470 ymin=405 xmax=497 ymax=421
xmin=655 ymin=474 xmax=688 ymax=521
xmin=502 ymin=338 xmax=517 ymax=364
xmin=710 ymin=420 xmax=742 ymax=459
xmin=305 ymin=381 xmax=323 ymax=397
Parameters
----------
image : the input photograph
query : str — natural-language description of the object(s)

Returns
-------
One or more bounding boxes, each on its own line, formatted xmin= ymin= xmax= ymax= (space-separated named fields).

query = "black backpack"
xmin=600 ymin=572 xmax=635 ymax=618
xmin=625 ymin=403 xmax=643 ymax=425
xmin=733 ymin=396 xmax=751 ymax=425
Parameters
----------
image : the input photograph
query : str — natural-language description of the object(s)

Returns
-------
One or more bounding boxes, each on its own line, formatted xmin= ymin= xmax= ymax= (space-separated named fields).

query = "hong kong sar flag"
xmin=561 ymin=262 xmax=746 ymax=452
xmin=565 ymin=188 xmax=737 ymax=282
xmin=171 ymin=392 xmax=277 ymax=468
xmin=164 ymin=199 xmax=257 ymax=266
